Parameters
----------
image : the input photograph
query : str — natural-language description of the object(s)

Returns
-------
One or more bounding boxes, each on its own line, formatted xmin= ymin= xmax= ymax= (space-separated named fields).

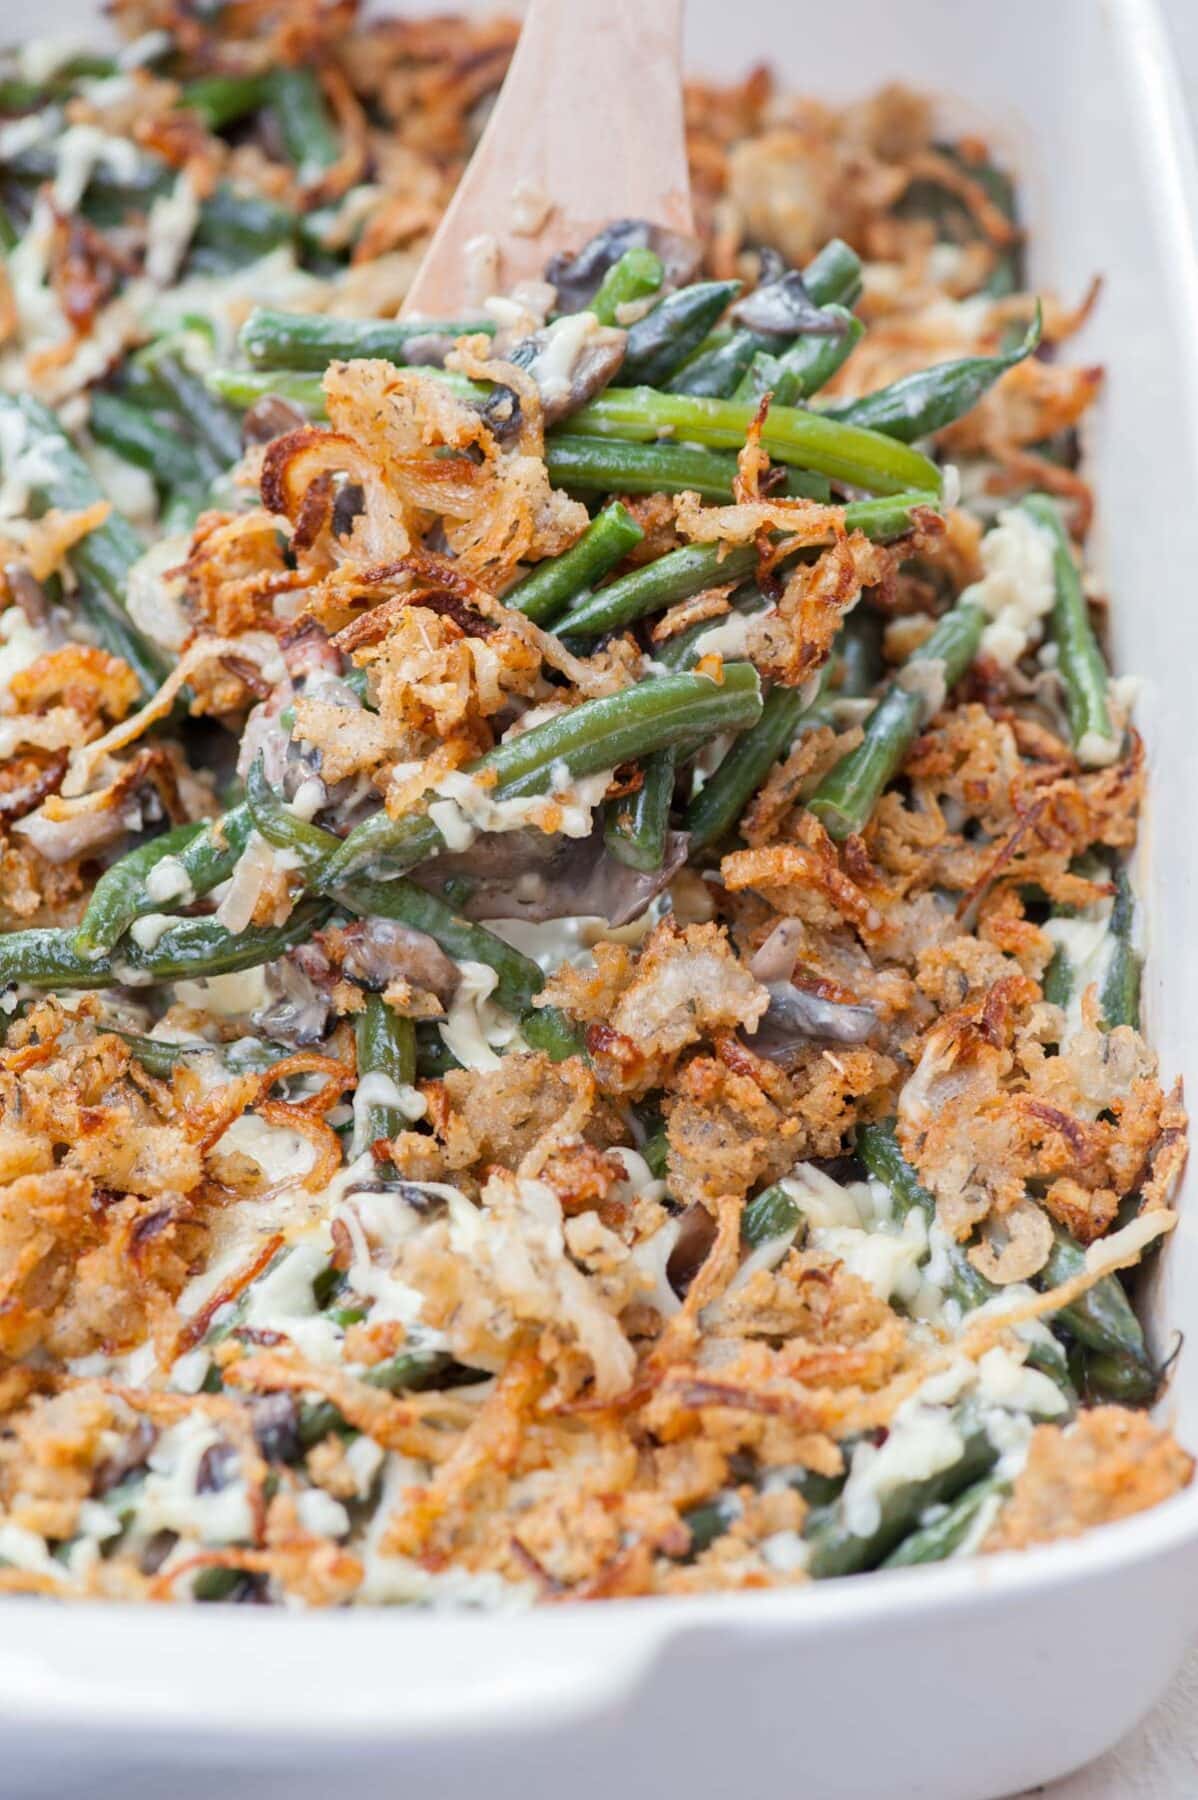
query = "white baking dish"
xmin=3 ymin=2 xmax=1198 ymax=1796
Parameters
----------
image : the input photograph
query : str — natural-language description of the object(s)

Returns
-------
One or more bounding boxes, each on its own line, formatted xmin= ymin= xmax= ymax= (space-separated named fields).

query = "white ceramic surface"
xmin=3 ymin=3 xmax=1198 ymax=1797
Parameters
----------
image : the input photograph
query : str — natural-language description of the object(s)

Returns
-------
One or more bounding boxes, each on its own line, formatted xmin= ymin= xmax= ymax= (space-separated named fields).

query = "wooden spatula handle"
xmin=402 ymin=0 xmax=692 ymax=319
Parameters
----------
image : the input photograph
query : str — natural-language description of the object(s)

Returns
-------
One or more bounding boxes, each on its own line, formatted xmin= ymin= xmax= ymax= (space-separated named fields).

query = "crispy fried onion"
xmin=60 ymin=633 xmax=285 ymax=799
xmin=260 ymin=360 xmax=586 ymax=589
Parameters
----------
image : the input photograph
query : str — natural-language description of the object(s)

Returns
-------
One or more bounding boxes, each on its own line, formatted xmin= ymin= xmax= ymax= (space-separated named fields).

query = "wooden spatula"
xmin=401 ymin=0 xmax=693 ymax=319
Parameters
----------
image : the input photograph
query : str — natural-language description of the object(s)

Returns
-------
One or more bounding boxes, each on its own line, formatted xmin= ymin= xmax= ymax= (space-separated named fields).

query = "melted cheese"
xmin=963 ymin=506 xmax=1056 ymax=667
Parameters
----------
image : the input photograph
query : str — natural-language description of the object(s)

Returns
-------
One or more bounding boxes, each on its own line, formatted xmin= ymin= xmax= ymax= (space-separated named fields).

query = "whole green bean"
xmin=76 ymin=581 xmax=171 ymax=698
xmin=735 ymin=308 xmax=864 ymax=407
xmin=805 ymin=1409 xmax=998 ymax=1578
xmin=621 ymin=280 xmax=742 ymax=387
xmin=502 ymin=501 xmax=643 ymax=626
xmin=546 ymin=434 xmax=831 ymax=503
xmin=673 ymin=237 xmax=864 ymax=402
xmin=354 ymin=995 xmax=417 ymax=1151
xmin=244 ymin=761 xmax=544 ymax=1013
xmin=267 ymin=67 xmax=340 ymax=177
xmin=554 ymin=541 xmax=759 ymax=639
xmin=881 ymin=1473 xmax=1009 ymax=1569
xmin=1037 ymin=1225 xmax=1151 ymax=1369
xmin=568 ymin=387 xmax=943 ymax=497
xmin=297 ymin=1350 xmax=456 ymax=1448
xmin=684 ymin=684 xmax=810 ymax=855
xmin=239 ymin=307 xmax=495 ymax=371
xmin=819 ymin=308 xmax=1041 ymax=443
xmin=1100 ymin=863 xmax=1141 ymax=1031
xmin=321 ymin=665 xmax=764 ymax=885
xmin=141 ymin=346 xmax=244 ymax=470
xmin=193 ymin=185 xmax=298 ymax=263
xmin=807 ymin=598 xmax=985 ymax=841
xmin=1021 ymin=493 xmax=1117 ymax=762
xmin=521 ymin=1005 xmax=587 ymax=1062
xmin=180 ymin=72 xmax=271 ymax=131
xmin=855 ymin=1119 xmax=996 ymax=1314
xmin=590 ymin=247 xmax=664 ymax=326
xmin=859 ymin=1120 xmax=1147 ymax=1384
xmin=115 ymin=1031 xmax=294 ymax=1080
xmin=604 ymin=747 xmax=675 ymax=871
xmin=75 ymin=804 xmax=254 ymax=956
xmin=89 ymin=391 xmax=210 ymax=491
xmin=800 ymin=238 xmax=864 ymax=309
xmin=741 ymin=1182 xmax=805 ymax=1250
xmin=0 ymin=394 xmax=143 ymax=613
xmin=207 ymin=368 xmax=328 ymax=413
xmin=0 ymin=899 xmax=332 ymax=992
xmin=1076 ymin=1347 xmax=1158 ymax=1406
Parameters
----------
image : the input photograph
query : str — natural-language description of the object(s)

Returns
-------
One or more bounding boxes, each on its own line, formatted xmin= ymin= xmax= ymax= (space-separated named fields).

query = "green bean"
xmin=115 ymin=1031 xmax=294 ymax=1079
xmin=502 ymin=501 xmax=643 ymax=626
xmin=521 ymin=1005 xmax=586 ymax=1062
xmin=193 ymin=185 xmax=298 ymax=263
xmin=1042 ymin=944 xmax=1073 ymax=1010
xmin=239 ymin=307 xmax=494 ymax=372
xmin=590 ymin=247 xmax=664 ymax=327
xmin=1076 ymin=1347 xmax=1158 ymax=1406
xmin=88 ymin=391 xmax=211 ymax=491
xmin=673 ymin=236 xmax=865 ymax=402
xmin=353 ymin=995 xmax=417 ymax=1151
xmin=208 ymin=368 xmax=328 ymax=413
xmin=620 ymin=280 xmax=742 ymax=387
xmin=741 ymin=1182 xmax=805 ymax=1250
xmin=860 ymin=1120 xmax=1149 ymax=1384
xmin=881 ymin=1473 xmax=1009 ymax=1568
xmin=2 ymin=141 xmax=167 ymax=203
xmin=297 ymin=1350 xmax=456 ymax=1448
xmin=244 ymin=761 xmax=544 ymax=1013
xmin=266 ymin=67 xmax=340 ymax=176
xmin=141 ymin=346 xmax=244 ymax=470
xmin=0 ymin=899 xmax=332 ymax=992
xmin=681 ymin=1494 xmax=742 ymax=1557
xmin=0 ymin=394 xmax=143 ymax=611
xmin=642 ymin=1128 xmax=668 ymax=1180
xmin=735 ymin=308 xmax=865 ymax=407
xmin=1100 ymin=863 xmax=1141 ymax=1030
xmin=75 ymin=805 xmax=254 ymax=956
xmin=180 ymin=73 xmax=271 ymax=131
xmin=353 ymin=878 xmax=544 ymax=1015
xmin=807 ymin=598 xmax=985 ymax=841
xmin=76 ymin=581 xmax=172 ymax=698
xmin=835 ymin=606 xmax=885 ymax=698
xmin=667 ymin=329 xmax=777 ymax=399
xmin=676 ymin=237 xmax=863 ymax=401
xmin=1021 ymin=493 xmax=1116 ymax=762
xmin=800 ymin=238 xmax=864 ymax=310
xmin=415 ymin=1021 xmax=461 ymax=1078
xmin=1037 ymin=1225 xmax=1151 ymax=1369
xmin=604 ymin=748 xmax=675 ymax=871
xmin=322 ymin=665 xmax=764 ymax=885
xmin=568 ymin=388 xmax=943 ymax=497
xmin=685 ymin=684 xmax=809 ymax=855
xmin=193 ymin=1567 xmax=246 ymax=1603
xmin=805 ymin=1408 xmax=998 ymax=1578
xmin=546 ymin=434 xmax=831 ymax=503
xmin=819 ymin=308 xmax=1041 ymax=443
xmin=554 ymin=541 xmax=758 ymax=640
xmin=856 ymin=1120 xmax=995 ymax=1313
